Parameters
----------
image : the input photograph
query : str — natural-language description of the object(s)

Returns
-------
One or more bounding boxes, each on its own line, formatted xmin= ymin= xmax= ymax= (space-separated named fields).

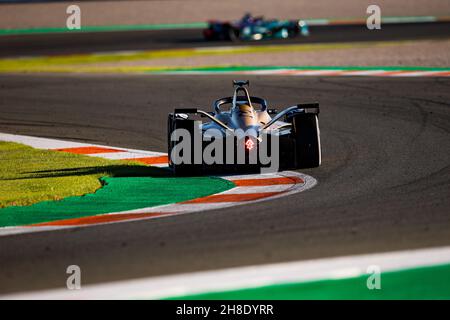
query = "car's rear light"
xmin=245 ymin=137 xmax=255 ymax=150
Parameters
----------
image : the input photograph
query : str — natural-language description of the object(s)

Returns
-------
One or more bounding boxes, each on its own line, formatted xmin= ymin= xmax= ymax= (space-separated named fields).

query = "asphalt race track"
xmin=0 ymin=74 xmax=449 ymax=294
xmin=1 ymin=22 xmax=450 ymax=57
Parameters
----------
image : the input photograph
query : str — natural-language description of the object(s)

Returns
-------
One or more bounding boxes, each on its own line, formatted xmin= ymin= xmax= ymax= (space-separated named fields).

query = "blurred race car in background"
xmin=203 ymin=13 xmax=310 ymax=41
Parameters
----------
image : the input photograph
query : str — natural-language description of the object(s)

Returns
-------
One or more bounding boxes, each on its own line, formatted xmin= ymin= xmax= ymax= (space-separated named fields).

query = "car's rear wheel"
xmin=291 ymin=114 xmax=321 ymax=168
xmin=203 ymin=28 xmax=214 ymax=41
xmin=167 ymin=114 xmax=202 ymax=176
xmin=228 ymin=28 xmax=240 ymax=42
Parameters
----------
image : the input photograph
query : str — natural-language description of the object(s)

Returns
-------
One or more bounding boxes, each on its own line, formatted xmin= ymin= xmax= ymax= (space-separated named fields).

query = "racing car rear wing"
xmin=214 ymin=96 xmax=268 ymax=113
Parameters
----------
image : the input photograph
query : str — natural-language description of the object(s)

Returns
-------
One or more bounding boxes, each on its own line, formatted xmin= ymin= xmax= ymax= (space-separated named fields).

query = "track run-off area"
xmin=1 ymin=21 xmax=450 ymax=57
xmin=0 ymin=74 xmax=449 ymax=298
xmin=0 ymin=133 xmax=316 ymax=235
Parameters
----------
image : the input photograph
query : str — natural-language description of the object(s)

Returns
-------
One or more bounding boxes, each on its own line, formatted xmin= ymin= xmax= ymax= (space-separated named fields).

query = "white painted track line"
xmin=0 ymin=133 xmax=91 ymax=150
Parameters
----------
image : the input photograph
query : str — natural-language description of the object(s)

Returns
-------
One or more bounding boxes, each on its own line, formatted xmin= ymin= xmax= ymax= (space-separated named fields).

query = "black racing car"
xmin=167 ymin=80 xmax=321 ymax=175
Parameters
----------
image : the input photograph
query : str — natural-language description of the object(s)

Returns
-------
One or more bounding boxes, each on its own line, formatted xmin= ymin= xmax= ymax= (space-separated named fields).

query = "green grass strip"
xmin=0 ymin=141 xmax=143 ymax=208
xmin=167 ymin=263 xmax=450 ymax=300
xmin=0 ymin=22 xmax=208 ymax=36
xmin=0 ymin=142 xmax=234 ymax=227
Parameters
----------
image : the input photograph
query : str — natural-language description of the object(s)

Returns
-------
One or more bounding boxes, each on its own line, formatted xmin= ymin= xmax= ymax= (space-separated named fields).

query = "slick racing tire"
xmin=292 ymin=114 xmax=321 ymax=168
xmin=228 ymin=28 xmax=240 ymax=42
xmin=288 ymin=26 xmax=299 ymax=38
xmin=167 ymin=114 xmax=202 ymax=176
